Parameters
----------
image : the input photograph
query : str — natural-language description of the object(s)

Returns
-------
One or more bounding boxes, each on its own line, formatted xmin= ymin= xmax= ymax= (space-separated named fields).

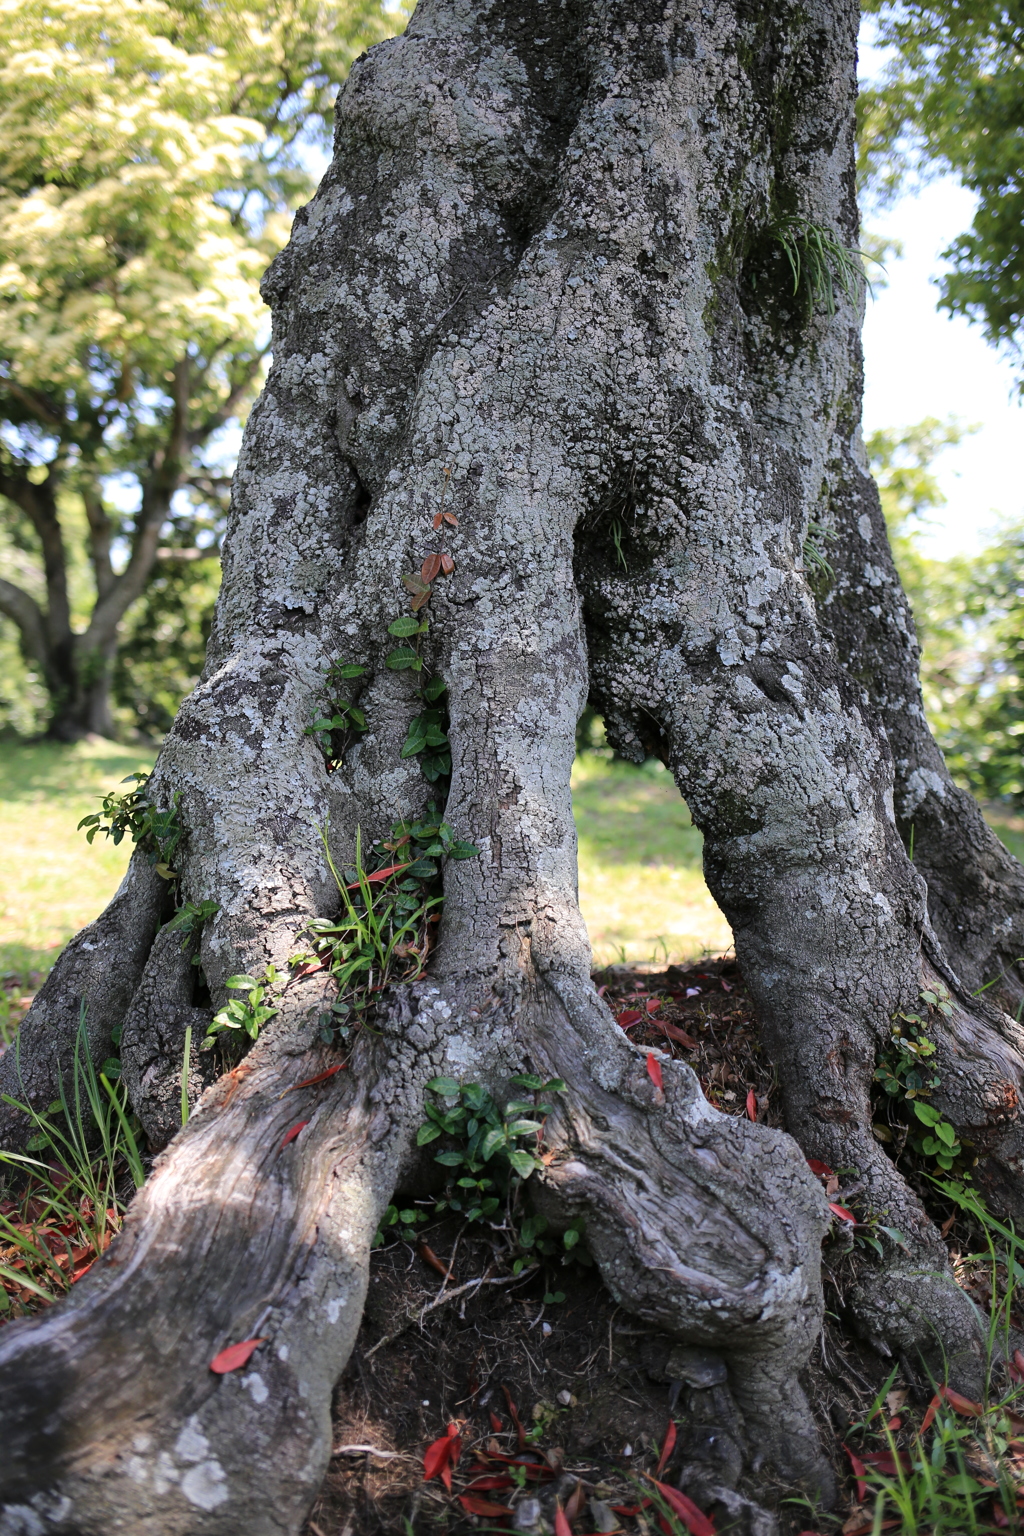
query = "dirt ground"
xmin=303 ymin=958 xmax=912 ymax=1536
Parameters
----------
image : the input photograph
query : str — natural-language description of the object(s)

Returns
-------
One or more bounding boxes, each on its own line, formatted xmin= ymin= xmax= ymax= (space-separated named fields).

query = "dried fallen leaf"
xmin=502 ymin=1386 xmax=527 ymax=1450
xmin=279 ymin=1120 xmax=309 ymax=1150
xmin=807 ymin=1158 xmax=835 ymax=1179
xmin=460 ymin=1494 xmax=514 ymax=1517
xmin=488 ymin=1410 xmax=503 ymax=1433
xmin=417 ymin=1242 xmax=454 ymax=1282
xmin=655 ymin=1418 xmax=676 ymax=1475
xmin=746 ymin=1088 xmax=757 ymax=1122
xmin=210 ymin=1337 xmax=266 ymax=1374
xmin=616 ymin=1009 xmax=643 ymax=1028
xmin=844 ymin=1445 xmax=868 ymax=1503
xmin=649 ymin=1479 xmax=715 ymax=1536
xmin=647 ymin=1053 xmax=663 ymax=1092
xmin=289 ymin=1064 xmax=346 ymax=1091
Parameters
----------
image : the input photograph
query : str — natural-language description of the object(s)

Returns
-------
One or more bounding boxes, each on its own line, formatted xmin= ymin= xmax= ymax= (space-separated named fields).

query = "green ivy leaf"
xmin=386 ymin=647 xmax=421 ymax=670
xmin=388 ymin=616 xmax=426 ymax=637
xmin=427 ymin=1077 xmax=460 ymax=1097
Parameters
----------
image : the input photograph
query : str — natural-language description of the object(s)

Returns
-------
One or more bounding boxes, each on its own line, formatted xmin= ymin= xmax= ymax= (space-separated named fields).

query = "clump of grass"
xmin=0 ymin=1006 xmax=144 ymax=1320
xmin=802 ymin=1184 xmax=1024 ymax=1535
xmin=768 ymin=214 xmax=872 ymax=317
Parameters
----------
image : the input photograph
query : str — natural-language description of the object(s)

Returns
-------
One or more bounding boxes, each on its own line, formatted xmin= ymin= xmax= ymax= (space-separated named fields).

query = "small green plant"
xmin=802 ymin=517 xmax=836 ymax=586
xmin=165 ymin=900 xmax=219 ymax=962
xmin=78 ymin=772 xmax=182 ymax=879
xmin=414 ymin=1076 xmax=585 ymax=1274
xmin=203 ymin=965 xmax=281 ymax=1047
xmin=770 ymin=213 xmax=868 ymax=316
xmin=306 ymin=660 xmax=368 ymax=771
xmin=299 ymin=814 xmax=477 ymax=1043
xmin=373 ymin=1203 xmax=428 ymax=1248
xmin=874 ymin=983 xmax=964 ymax=1171
xmin=0 ymin=1007 xmax=145 ymax=1318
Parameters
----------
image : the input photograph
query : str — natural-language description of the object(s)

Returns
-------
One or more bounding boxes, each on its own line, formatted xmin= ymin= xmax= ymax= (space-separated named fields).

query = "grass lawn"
xmin=2 ymin=737 xmax=1022 ymax=986
xmin=0 ymin=738 xmax=158 ymax=980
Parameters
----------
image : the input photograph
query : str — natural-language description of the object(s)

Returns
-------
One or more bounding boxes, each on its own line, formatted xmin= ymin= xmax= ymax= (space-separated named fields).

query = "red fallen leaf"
xmin=616 ymin=1009 xmax=643 ymax=1028
xmin=291 ymin=1064 xmax=346 ymax=1091
xmin=465 ymin=1475 xmax=514 ymax=1491
xmin=992 ymin=1509 xmax=1011 ymax=1529
xmin=920 ymin=1392 xmax=942 ymax=1434
xmin=1014 ymin=1348 xmax=1024 ymax=1375
xmin=291 ymin=959 xmax=325 ymax=979
xmin=565 ymin=1480 xmax=586 ymax=1522
xmin=279 ymin=1120 xmax=310 ymax=1150
xmin=347 ymin=861 xmax=411 ymax=888
xmin=844 ymin=1445 xmax=868 ymax=1503
xmin=612 ymin=1504 xmax=650 ymax=1518
xmin=432 ymin=511 xmax=443 ymax=530
xmin=806 ymin=1158 xmax=834 ymax=1179
xmin=720 ymin=977 xmax=732 ymax=992
xmin=555 ymin=1502 xmax=572 ymax=1536
xmin=488 ymin=1410 xmax=503 ymax=1433
xmin=210 ymin=1337 xmax=266 ymax=1374
xmin=421 ymin=552 xmax=442 ymax=582
xmin=439 ymin=551 xmax=455 ymax=575
xmin=649 ymin=1479 xmax=715 ymax=1536
xmin=70 ymin=1259 xmax=95 ymax=1283
xmin=475 ymin=1452 xmax=552 ymax=1479
xmin=417 ymin=1242 xmax=455 ymax=1282
xmin=940 ymin=1384 xmax=983 ymax=1416
xmin=503 ymin=1385 xmax=527 ymax=1449
xmin=647 ymin=1053 xmax=663 ymax=1092
xmin=829 ymin=1202 xmax=857 ymax=1223
xmin=656 ymin=1417 xmax=677 ymax=1475
xmin=423 ymin=1426 xmax=461 ymax=1486
xmin=861 ymin=1449 xmax=911 ymax=1474
xmin=645 ymin=997 xmax=662 ymax=1013
xmin=459 ymin=1494 xmax=514 ymax=1517
xmin=746 ymin=1088 xmax=757 ymax=1122
xmin=655 ymin=1019 xmax=698 ymax=1049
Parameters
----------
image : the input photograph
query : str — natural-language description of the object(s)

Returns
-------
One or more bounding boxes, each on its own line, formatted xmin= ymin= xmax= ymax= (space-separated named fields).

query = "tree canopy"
xmin=860 ymin=1 xmax=1024 ymax=379
xmin=0 ymin=0 xmax=406 ymax=738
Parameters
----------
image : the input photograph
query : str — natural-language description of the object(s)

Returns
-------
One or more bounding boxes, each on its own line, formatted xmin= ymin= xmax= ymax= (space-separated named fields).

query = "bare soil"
xmin=303 ymin=958 xmax=910 ymax=1536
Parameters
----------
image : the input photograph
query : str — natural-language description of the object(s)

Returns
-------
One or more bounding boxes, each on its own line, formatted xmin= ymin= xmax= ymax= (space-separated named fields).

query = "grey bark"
xmin=3 ymin=0 xmax=1024 ymax=1530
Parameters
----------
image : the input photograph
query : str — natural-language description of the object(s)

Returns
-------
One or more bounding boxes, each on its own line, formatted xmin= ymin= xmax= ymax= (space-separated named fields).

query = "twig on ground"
xmin=364 ymin=1271 xmax=526 ymax=1359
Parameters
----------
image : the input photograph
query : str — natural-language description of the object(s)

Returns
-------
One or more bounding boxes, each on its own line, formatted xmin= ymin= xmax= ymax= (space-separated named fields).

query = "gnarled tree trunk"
xmin=4 ymin=0 xmax=1024 ymax=1529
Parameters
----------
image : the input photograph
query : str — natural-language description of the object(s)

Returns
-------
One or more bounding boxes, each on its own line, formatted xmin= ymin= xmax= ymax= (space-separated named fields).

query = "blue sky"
xmin=859 ymin=28 xmax=1023 ymax=560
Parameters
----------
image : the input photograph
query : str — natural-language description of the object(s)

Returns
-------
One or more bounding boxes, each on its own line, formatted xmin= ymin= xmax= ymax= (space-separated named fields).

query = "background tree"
xmin=860 ymin=0 xmax=1024 ymax=382
xmin=0 ymin=0 xmax=405 ymax=740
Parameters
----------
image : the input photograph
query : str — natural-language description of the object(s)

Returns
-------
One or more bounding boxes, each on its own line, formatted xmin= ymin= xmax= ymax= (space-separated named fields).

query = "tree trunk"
xmin=4 ymin=0 xmax=1024 ymax=1529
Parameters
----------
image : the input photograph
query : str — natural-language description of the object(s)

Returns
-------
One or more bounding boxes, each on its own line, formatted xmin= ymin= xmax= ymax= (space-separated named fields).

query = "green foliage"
xmin=204 ymin=965 xmax=281 ymax=1045
xmin=869 ymin=421 xmax=1024 ymax=806
xmin=861 ymin=2 xmax=1024 ymax=381
xmin=165 ymin=900 xmax=219 ymax=941
xmin=828 ymin=1184 xmax=1024 ymax=1534
xmin=874 ymin=984 xmax=964 ymax=1171
xmin=0 ymin=1006 xmax=144 ymax=1317
xmin=305 ymin=659 xmax=367 ymax=770
xmin=77 ymin=771 xmax=181 ymax=876
xmin=0 ymin=0 xmax=408 ymax=733
xmin=769 ymin=214 xmax=870 ymax=316
xmin=414 ymin=1076 xmax=585 ymax=1272
xmin=303 ymin=811 xmax=479 ymax=1042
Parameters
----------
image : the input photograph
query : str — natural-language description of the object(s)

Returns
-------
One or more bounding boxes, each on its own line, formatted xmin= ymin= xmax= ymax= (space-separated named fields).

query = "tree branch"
xmin=0 ymin=576 xmax=56 ymax=685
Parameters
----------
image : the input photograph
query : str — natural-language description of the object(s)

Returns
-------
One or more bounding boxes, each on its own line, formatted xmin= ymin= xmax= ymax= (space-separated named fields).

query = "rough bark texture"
xmin=4 ymin=1 xmax=1024 ymax=1530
